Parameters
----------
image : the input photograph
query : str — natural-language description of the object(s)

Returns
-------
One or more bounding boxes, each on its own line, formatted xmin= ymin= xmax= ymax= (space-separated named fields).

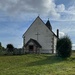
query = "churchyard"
xmin=0 ymin=53 xmax=75 ymax=75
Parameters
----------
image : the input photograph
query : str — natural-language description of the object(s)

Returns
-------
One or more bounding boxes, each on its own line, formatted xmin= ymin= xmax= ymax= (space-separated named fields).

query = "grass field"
xmin=0 ymin=53 xmax=75 ymax=75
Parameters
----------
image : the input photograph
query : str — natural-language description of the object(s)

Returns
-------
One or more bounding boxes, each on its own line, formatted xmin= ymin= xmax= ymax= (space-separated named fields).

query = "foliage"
xmin=0 ymin=42 xmax=1 ymax=47
xmin=0 ymin=42 xmax=2 ymax=50
xmin=56 ymin=36 xmax=72 ymax=58
xmin=0 ymin=42 xmax=5 ymax=55
xmin=13 ymin=48 xmax=24 ymax=55
xmin=0 ymin=42 xmax=5 ymax=50
xmin=7 ymin=44 xmax=14 ymax=52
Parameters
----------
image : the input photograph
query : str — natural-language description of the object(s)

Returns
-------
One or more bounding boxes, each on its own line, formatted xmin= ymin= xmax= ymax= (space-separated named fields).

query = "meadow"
xmin=0 ymin=53 xmax=75 ymax=75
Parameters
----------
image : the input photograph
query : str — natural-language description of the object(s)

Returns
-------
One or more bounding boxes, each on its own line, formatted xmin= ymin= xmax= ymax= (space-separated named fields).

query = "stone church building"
xmin=23 ymin=16 xmax=59 ymax=53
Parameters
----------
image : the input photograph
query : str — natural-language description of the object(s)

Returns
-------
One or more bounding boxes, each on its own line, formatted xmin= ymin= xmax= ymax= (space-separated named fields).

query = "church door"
xmin=29 ymin=45 xmax=34 ymax=53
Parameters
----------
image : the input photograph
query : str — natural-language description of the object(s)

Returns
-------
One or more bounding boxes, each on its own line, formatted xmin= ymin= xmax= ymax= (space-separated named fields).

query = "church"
xmin=23 ymin=16 xmax=59 ymax=53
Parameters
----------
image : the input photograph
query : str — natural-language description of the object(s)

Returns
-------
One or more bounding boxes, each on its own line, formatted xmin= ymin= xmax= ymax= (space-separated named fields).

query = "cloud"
xmin=0 ymin=0 xmax=60 ymax=19
xmin=0 ymin=0 xmax=75 ymax=21
xmin=58 ymin=4 xmax=75 ymax=21
xmin=65 ymin=5 xmax=75 ymax=20
xmin=72 ymin=44 xmax=75 ymax=46
xmin=59 ymin=31 xmax=65 ymax=38
xmin=56 ymin=4 xmax=65 ymax=12
xmin=72 ymin=44 xmax=75 ymax=50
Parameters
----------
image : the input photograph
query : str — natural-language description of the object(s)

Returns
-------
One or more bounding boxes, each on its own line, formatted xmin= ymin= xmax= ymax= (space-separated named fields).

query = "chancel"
xmin=23 ymin=16 xmax=59 ymax=53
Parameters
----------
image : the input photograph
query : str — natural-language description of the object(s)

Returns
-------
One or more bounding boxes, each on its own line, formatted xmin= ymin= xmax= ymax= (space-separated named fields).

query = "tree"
xmin=0 ymin=42 xmax=4 ymax=50
xmin=0 ymin=42 xmax=2 ymax=50
xmin=7 ymin=44 xmax=14 ymax=52
xmin=0 ymin=42 xmax=5 ymax=55
xmin=56 ymin=36 xmax=72 ymax=58
xmin=0 ymin=42 xmax=1 ymax=47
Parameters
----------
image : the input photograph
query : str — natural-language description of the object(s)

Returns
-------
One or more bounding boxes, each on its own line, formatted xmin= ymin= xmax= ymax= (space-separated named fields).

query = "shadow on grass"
xmin=26 ymin=55 xmax=65 ymax=67
xmin=69 ymin=57 xmax=75 ymax=61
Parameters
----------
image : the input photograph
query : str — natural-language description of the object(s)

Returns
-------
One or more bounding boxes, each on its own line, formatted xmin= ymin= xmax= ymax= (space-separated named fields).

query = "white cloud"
xmin=58 ymin=4 xmax=75 ymax=21
xmin=0 ymin=0 xmax=75 ymax=21
xmin=56 ymin=4 xmax=65 ymax=12
xmin=64 ymin=5 xmax=75 ymax=20
xmin=72 ymin=44 xmax=75 ymax=50
xmin=0 ymin=0 xmax=60 ymax=19
xmin=59 ymin=31 xmax=65 ymax=38
xmin=72 ymin=44 xmax=75 ymax=46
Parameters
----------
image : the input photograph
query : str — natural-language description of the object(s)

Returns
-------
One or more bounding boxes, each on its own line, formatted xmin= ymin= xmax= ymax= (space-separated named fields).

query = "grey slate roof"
xmin=46 ymin=20 xmax=52 ymax=30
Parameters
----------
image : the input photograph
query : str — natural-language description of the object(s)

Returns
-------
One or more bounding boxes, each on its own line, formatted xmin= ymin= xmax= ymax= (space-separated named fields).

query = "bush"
xmin=56 ymin=36 xmax=72 ymax=58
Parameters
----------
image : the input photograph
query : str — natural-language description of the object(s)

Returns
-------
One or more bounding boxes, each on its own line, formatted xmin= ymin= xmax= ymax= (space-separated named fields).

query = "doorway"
xmin=29 ymin=45 xmax=34 ymax=52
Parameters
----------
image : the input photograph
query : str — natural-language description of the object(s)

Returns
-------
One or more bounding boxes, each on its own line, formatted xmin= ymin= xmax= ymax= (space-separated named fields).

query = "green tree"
xmin=0 ymin=42 xmax=5 ymax=55
xmin=0 ymin=42 xmax=1 ymax=46
xmin=7 ymin=44 xmax=14 ymax=52
xmin=56 ymin=36 xmax=72 ymax=58
xmin=0 ymin=42 xmax=2 ymax=49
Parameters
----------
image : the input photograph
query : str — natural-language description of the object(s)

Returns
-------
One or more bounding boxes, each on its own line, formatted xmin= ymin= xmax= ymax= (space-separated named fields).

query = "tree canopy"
xmin=7 ymin=44 xmax=14 ymax=52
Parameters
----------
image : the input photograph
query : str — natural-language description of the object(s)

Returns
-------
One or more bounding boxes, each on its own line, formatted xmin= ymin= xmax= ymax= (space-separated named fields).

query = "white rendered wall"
xmin=53 ymin=36 xmax=57 ymax=53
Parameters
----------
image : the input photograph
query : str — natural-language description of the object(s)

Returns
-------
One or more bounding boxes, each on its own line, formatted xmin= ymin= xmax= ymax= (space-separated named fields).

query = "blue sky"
xmin=0 ymin=0 xmax=75 ymax=49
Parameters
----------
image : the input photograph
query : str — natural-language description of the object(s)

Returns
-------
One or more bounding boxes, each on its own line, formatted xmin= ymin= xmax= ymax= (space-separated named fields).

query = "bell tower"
xmin=46 ymin=20 xmax=52 ymax=31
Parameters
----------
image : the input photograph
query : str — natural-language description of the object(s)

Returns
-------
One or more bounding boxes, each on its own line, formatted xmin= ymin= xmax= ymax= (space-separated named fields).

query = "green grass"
xmin=0 ymin=54 xmax=75 ymax=75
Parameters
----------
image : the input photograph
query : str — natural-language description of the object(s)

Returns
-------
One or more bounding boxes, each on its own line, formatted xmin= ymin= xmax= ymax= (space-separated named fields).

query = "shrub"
xmin=56 ymin=36 xmax=72 ymax=58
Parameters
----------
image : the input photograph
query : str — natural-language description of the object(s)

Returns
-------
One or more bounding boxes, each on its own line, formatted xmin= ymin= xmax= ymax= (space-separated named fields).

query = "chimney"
xmin=57 ymin=29 xmax=59 ymax=38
